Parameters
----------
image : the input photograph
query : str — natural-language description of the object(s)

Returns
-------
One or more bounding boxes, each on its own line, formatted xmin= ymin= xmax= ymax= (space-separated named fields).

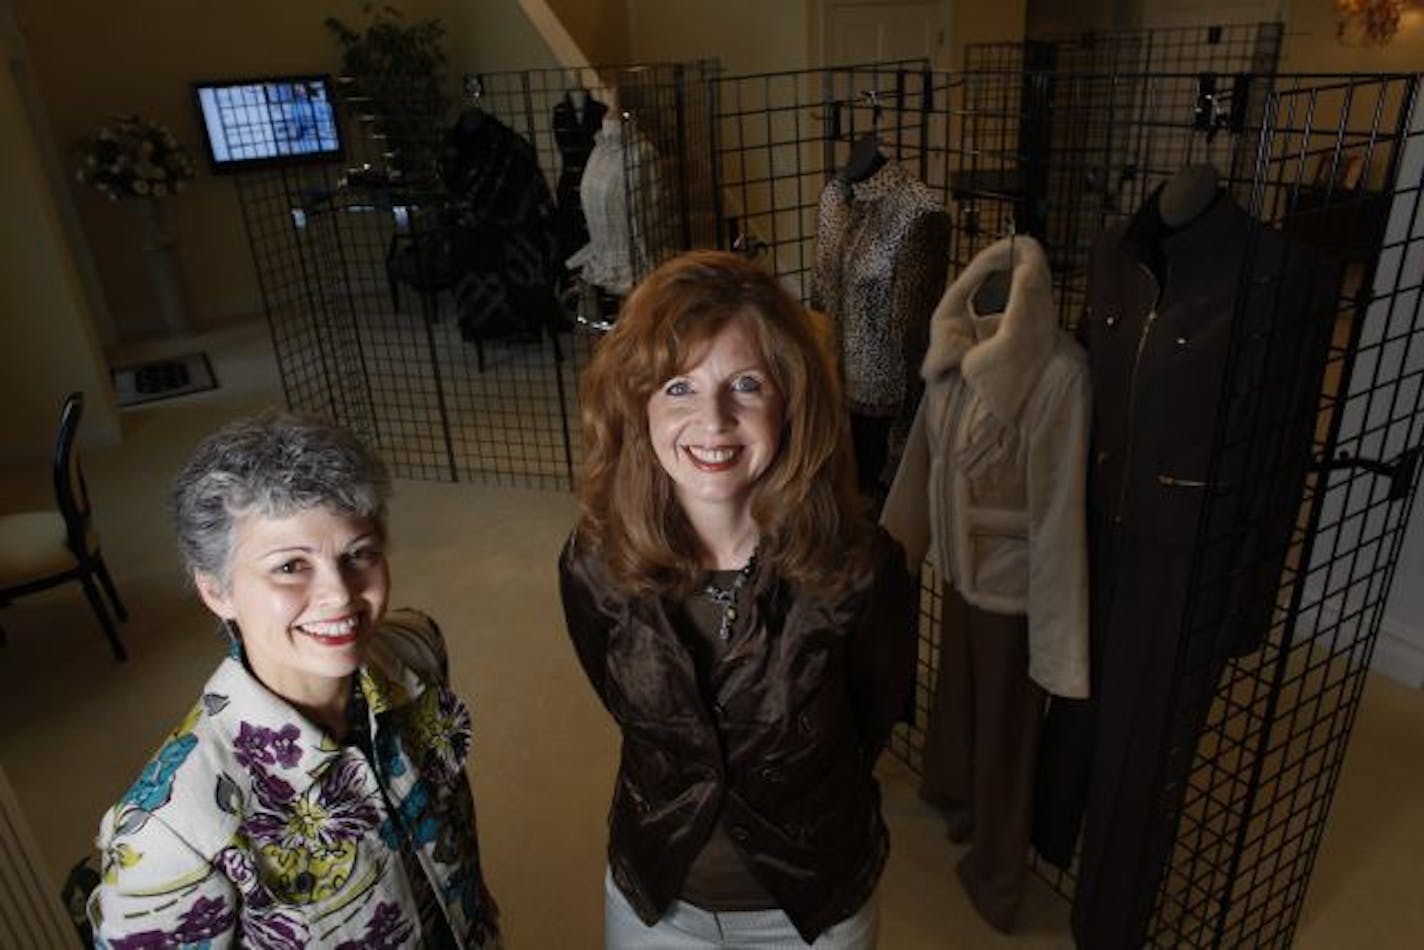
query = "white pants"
xmin=603 ymin=867 xmax=880 ymax=949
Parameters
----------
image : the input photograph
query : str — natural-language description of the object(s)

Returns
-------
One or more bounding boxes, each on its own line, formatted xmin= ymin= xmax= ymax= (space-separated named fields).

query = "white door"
xmin=824 ymin=1 xmax=950 ymax=68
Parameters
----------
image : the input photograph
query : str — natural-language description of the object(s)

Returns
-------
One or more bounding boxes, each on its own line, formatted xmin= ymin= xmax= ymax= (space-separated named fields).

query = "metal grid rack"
xmin=956 ymin=22 xmax=1282 ymax=297
xmin=237 ymin=51 xmax=1424 ymax=947
xmin=707 ymin=60 xmax=1422 ymax=947
xmin=240 ymin=151 xmax=583 ymax=488
xmin=468 ymin=61 xmax=721 ymax=301
xmin=238 ymin=78 xmax=578 ymax=488
xmin=239 ymin=63 xmax=717 ymax=489
xmin=708 ymin=60 xmax=934 ymax=302
xmin=1149 ymin=74 xmax=1423 ymax=947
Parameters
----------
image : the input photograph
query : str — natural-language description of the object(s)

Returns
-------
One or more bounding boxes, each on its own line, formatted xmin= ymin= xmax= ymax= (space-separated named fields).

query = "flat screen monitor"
xmin=193 ymin=75 xmax=344 ymax=173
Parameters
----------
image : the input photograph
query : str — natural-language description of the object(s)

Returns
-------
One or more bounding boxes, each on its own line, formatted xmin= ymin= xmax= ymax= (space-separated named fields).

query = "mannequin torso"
xmin=1158 ymin=163 xmax=1220 ymax=229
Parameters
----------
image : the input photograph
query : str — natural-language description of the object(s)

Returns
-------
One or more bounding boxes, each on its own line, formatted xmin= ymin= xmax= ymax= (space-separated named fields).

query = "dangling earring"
xmin=220 ymin=618 xmax=243 ymax=659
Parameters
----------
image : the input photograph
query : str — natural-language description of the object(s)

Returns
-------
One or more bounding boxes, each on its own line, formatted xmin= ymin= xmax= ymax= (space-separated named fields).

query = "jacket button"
xmin=729 ymin=825 xmax=750 ymax=842
xmin=1105 ymin=315 xmax=1117 ymax=327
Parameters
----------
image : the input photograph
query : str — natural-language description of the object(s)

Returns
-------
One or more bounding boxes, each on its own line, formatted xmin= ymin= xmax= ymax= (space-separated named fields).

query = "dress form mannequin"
xmin=1137 ymin=163 xmax=1222 ymax=294
xmin=971 ymin=231 xmax=1017 ymax=315
xmin=842 ymin=133 xmax=887 ymax=183
xmin=972 ymin=265 xmax=1013 ymax=315
xmin=1158 ymin=163 xmax=1220 ymax=228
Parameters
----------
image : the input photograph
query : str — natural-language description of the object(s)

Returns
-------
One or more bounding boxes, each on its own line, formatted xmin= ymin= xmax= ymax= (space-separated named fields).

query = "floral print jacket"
xmin=88 ymin=610 xmax=499 ymax=948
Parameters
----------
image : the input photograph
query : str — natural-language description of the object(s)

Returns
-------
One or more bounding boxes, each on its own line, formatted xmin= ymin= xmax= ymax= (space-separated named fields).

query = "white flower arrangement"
xmin=75 ymin=114 xmax=197 ymax=201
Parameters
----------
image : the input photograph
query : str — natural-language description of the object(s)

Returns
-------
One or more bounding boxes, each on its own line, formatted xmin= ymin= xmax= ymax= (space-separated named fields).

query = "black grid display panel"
xmin=1147 ymin=74 xmax=1423 ymax=947
xmin=704 ymin=63 xmax=1423 ymax=947
xmin=237 ymin=74 xmax=583 ymax=489
xmin=236 ymin=166 xmax=380 ymax=447
xmin=709 ymin=61 xmax=933 ymax=302
xmin=946 ymin=19 xmax=1283 ymax=324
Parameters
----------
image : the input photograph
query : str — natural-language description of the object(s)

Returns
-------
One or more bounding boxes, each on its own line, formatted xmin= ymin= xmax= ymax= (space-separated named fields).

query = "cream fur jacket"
xmin=882 ymin=236 xmax=1090 ymax=699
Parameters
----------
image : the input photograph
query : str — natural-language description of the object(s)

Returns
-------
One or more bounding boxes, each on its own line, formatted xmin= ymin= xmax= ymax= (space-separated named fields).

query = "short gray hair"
xmin=171 ymin=411 xmax=391 ymax=586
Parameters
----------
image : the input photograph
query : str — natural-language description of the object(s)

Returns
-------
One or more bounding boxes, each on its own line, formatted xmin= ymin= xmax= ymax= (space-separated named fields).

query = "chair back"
xmin=51 ymin=392 xmax=91 ymax=554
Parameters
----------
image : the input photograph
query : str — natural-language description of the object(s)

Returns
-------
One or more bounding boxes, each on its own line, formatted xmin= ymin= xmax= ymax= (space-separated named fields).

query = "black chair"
xmin=0 ymin=392 xmax=128 ymax=660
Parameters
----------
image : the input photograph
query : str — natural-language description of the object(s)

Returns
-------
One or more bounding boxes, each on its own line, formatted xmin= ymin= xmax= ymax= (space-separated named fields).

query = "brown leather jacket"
xmin=559 ymin=527 xmax=917 ymax=942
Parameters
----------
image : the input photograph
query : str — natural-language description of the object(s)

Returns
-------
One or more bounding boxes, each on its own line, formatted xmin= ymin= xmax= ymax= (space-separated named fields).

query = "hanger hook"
xmin=863 ymin=88 xmax=883 ymax=129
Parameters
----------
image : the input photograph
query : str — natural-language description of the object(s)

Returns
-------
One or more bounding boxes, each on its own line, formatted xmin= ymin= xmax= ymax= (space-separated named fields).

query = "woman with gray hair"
xmin=88 ymin=411 xmax=499 ymax=949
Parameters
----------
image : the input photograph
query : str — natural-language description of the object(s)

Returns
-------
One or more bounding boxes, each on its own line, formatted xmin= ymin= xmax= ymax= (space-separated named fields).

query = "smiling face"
xmin=195 ymin=507 xmax=389 ymax=709
xmin=646 ymin=314 xmax=785 ymax=524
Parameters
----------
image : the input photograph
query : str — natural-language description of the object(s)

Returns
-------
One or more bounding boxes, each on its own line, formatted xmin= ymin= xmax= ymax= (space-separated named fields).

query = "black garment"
xmin=551 ymin=90 xmax=608 ymax=260
xmin=439 ymin=106 xmax=563 ymax=342
xmin=558 ymin=529 xmax=918 ymax=943
xmin=849 ymin=412 xmax=893 ymax=501
xmin=1031 ymin=190 xmax=1339 ymax=948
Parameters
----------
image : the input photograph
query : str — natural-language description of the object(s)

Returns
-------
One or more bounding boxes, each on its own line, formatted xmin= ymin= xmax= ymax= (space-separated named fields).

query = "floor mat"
xmin=110 ymin=352 xmax=218 ymax=407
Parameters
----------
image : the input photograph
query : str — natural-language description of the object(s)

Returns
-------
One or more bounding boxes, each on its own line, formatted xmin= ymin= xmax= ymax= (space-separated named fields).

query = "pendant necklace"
xmin=703 ymin=551 xmax=757 ymax=642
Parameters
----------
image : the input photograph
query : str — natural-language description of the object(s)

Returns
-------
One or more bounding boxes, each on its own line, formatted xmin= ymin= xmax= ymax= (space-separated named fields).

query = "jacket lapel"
xmin=922 ymin=234 xmax=1060 ymax=427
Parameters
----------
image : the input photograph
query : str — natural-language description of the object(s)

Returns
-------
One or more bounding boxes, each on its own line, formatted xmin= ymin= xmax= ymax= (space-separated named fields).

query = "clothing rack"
xmin=470 ymin=60 xmax=721 ymax=285
xmin=708 ymin=60 xmax=1422 ymax=947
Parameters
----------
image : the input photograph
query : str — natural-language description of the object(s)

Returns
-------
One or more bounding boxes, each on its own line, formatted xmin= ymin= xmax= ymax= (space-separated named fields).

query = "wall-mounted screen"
xmin=193 ymin=75 xmax=343 ymax=172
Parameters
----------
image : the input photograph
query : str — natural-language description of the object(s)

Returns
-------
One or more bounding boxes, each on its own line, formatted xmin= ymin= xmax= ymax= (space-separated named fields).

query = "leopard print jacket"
xmin=811 ymin=161 xmax=951 ymax=418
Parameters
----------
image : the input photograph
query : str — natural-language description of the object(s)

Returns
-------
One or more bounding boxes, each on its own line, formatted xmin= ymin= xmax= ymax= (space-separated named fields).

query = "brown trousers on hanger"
xmin=920 ymin=584 xmax=1045 ymax=934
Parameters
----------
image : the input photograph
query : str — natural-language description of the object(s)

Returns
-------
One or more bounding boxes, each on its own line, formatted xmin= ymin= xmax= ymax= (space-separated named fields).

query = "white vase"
xmin=128 ymin=196 xmax=189 ymax=335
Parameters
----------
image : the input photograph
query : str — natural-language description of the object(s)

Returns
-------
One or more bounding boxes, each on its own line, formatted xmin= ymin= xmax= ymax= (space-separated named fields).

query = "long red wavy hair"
xmin=575 ymin=250 xmax=869 ymax=599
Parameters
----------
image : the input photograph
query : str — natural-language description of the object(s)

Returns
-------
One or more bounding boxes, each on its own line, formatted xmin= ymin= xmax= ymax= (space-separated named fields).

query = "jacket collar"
xmin=201 ymin=645 xmax=430 ymax=795
xmin=1119 ymin=185 xmax=1248 ymax=265
xmin=838 ymin=160 xmax=911 ymax=203
xmin=922 ymin=234 xmax=1059 ymax=425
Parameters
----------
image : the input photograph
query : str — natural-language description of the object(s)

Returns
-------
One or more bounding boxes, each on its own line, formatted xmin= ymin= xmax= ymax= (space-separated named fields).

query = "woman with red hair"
xmin=560 ymin=250 xmax=918 ymax=948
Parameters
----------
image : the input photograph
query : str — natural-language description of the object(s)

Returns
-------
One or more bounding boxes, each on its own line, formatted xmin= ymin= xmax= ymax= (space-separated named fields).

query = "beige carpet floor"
xmin=0 ymin=319 xmax=1421 ymax=947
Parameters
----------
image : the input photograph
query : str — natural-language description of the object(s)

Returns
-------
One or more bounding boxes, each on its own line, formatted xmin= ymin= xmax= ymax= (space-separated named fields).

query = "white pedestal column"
xmin=128 ymin=196 xmax=188 ymax=335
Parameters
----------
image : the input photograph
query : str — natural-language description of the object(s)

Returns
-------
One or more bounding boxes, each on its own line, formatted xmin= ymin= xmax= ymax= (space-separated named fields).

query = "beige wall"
xmin=627 ymin=1 xmax=1027 ymax=74
xmin=629 ymin=0 xmax=816 ymax=74
xmin=443 ymin=0 xmax=558 ymax=73
xmin=1027 ymin=0 xmax=1134 ymax=36
xmin=1030 ymin=0 xmax=1424 ymax=69
xmin=1282 ymin=3 xmax=1424 ymax=72
xmin=1 ymin=13 xmax=118 ymax=464
xmin=948 ymin=1 xmax=1027 ymax=69
xmin=546 ymin=0 xmax=630 ymax=65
